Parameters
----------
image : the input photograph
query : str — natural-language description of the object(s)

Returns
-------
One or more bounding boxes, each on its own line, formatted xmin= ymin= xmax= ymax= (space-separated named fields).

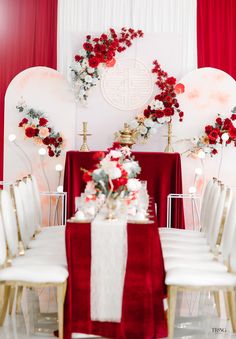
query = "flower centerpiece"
xmin=17 ymin=102 xmax=63 ymax=157
xmin=82 ymin=143 xmax=141 ymax=218
xmin=71 ymin=27 xmax=144 ymax=103
xmin=189 ymin=108 xmax=236 ymax=157
xmin=129 ymin=60 xmax=185 ymax=140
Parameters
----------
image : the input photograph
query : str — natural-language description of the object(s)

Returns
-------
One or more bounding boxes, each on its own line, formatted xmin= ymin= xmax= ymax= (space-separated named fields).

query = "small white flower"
xmin=203 ymin=146 xmax=211 ymax=154
xmin=139 ymin=125 xmax=148 ymax=135
xmin=144 ymin=118 xmax=154 ymax=128
xmin=127 ymin=179 xmax=142 ymax=192
xmin=129 ymin=119 xmax=139 ymax=129
xmin=87 ymin=67 xmax=95 ymax=74
xmin=85 ymin=75 xmax=92 ymax=83
xmin=157 ymin=117 xmax=166 ymax=124
xmin=82 ymin=59 xmax=89 ymax=68
xmin=150 ymin=99 xmax=164 ymax=110
xmin=109 ymin=150 xmax=122 ymax=159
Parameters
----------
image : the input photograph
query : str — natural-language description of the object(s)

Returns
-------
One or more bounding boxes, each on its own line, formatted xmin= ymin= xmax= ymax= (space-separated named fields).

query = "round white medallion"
xmin=101 ymin=58 xmax=153 ymax=110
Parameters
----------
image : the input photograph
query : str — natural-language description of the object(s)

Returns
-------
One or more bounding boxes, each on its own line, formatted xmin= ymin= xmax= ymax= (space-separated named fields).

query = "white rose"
xmin=85 ymin=181 xmax=96 ymax=195
xmin=109 ymin=150 xmax=122 ymax=159
xmin=157 ymin=117 xmax=166 ymax=124
xmin=82 ymin=59 xmax=89 ymax=68
xmin=85 ymin=75 xmax=92 ymax=83
xmin=129 ymin=119 xmax=139 ymax=129
xmin=100 ymin=158 xmax=121 ymax=179
xmin=139 ymin=125 xmax=148 ymax=135
xmin=93 ymin=168 xmax=103 ymax=176
xmin=150 ymin=99 xmax=164 ymax=110
xmin=144 ymin=118 xmax=154 ymax=128
xmin=127 ymin=179 xmax=141 ymax=192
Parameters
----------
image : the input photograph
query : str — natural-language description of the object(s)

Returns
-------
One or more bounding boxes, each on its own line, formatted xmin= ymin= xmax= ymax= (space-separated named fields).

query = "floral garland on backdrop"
xmin=82 ymin=144 xmax=141 ymax=201
xmin=71 ymin=27 xmax=144 ymax=103
xmin=129 ymin=60 xmax=185 ymax=140
xmin=17 ymin=103 xmax=63 ymax=157
xmin=188 ymin=107 xmax=236 ymax=157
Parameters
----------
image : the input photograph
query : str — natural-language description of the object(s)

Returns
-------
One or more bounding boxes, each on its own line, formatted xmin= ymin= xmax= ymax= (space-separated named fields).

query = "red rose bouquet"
xmin=71 ymin=27 xmax=143 ymax=103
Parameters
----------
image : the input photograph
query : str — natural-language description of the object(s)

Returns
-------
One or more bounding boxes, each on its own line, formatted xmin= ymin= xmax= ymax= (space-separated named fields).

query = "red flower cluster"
xmin=204 ymin=113 xmax=236 ymax=155
xmin=17 ymin=106 xmax=63 ymax=158
xmin=75 ymin=28 xmax=143 ymax=69
xmin=150 ymin=60 xmax=184 ymax=122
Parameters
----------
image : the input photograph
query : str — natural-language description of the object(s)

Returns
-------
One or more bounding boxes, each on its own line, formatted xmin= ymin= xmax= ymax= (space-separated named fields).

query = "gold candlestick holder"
xmin=164 ymin=121 xmax=174 ymax=153
xmin=79 ymin=122 xmax=91 ymax=152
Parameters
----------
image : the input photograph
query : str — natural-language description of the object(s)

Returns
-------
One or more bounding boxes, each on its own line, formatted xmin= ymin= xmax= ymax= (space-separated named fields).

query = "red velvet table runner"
xmin=63 ymin=151 xmax=185 ymax=228
xmin=64 ymin=199 xmax=168 ymax=339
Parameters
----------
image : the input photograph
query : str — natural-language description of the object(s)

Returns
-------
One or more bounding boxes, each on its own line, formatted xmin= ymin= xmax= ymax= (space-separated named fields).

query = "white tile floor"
xmin=1 ymin=288 xmax=236 ymax=339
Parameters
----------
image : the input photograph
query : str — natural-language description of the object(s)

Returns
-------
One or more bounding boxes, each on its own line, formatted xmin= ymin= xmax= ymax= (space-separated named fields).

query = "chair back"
xmin=202 ymin=181 xmax=221 ymax=232
xmin=0 ymin=211 xmax=7 ymax=266
xmin=208 ymin=186 xmax=232 ymax=251
xmin=13 ymin=184 xmax=31 ymax=248
xmin=220 ymin=197 xmax=236 ymax=266
xmin=25 ymin=177 xmax=40 ymax=232
xmin=31 ymin=175 xmax=42 ymax=226
xmin=0 ymin=190 xmax=19 ymax=258
xmin=200 ymin=178 xmax=215 ymax=227
xmin=18 ymin=180 xmax=35 ymax=238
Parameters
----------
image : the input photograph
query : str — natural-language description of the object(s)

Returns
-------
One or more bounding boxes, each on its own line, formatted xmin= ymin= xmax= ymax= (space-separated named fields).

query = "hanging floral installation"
xmin=129 ymin=60 xmax=185 ymax=140
xmin=17 ymin=102 xmax=63 ymax=157
xmin=70 ymin=27 xmax=144 ymax=103
xmin=186 ymin=107 xmax=236 ymax=157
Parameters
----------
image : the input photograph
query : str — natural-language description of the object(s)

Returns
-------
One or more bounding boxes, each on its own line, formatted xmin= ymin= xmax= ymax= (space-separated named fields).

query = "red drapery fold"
xmin=197 ymin=0 xmax=236 ymax=79
xmin=0 ymin=0 xmax=58 ymax=180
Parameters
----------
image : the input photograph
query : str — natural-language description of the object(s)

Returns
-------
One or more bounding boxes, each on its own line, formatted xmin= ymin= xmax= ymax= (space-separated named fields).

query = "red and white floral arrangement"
xmin=17 ymin=102 xmax=63 ymax=157
xmin=189 ymin=107 xmax=236 ymax=157
xmin=82 ymin=143 xmax=141 ymax=201
xmin=71 ymin=27 xmax=143 ymax=103
xmin=129 ymin=60 xmax=185 ymax=139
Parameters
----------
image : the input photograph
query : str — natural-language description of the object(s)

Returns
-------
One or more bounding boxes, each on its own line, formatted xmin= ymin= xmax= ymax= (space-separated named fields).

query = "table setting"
xmin=63 ymin=145 xmax=168 ymax=339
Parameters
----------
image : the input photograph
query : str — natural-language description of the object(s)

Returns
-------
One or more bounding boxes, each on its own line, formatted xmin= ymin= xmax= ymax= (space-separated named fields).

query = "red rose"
xmin=88 ymin=56 xmax=100 ymax=68
xmin=229 ymin=126 xmax=236 ymax=139
xmin=231 ymin=114 xmax=236 ymax=121
xmin=205 ymin=125 xmax=213 ymax=134
xmin=100 ymin=34 xmax=108 ymax=41
xmin=112 ymin=177 xmax=128 ymax=190
xmin=211 ymin=149 xmax=218 ymax=155
xmin=43 ymin=137 xmax=50 ymax=145
xmin=155 ymin=110 xmax=164 ymax=118
xmin=83 ymin=42 xmax=93 ymax=51
xmin=58 ymin=137 xmax=63 ymax=143
xmin=166 ymin=77 xmax=176 ymax=85
xmin=144 ymin=109 xmax=151 ymax=118
xmin=92 ymin=151 xmax=105 ymax=161
xmin=83 ymin=171 xmax=92 ymax=183
xmin=25 ymin=127 xmax=36 ymax=138
xmin=179 ymin=111 xmax=184 ymax=118
xmin=18 ymin=117 xmax=28 ymax=127
xmin=48 ymin=149 xmax=55 ymax=157
xmin=125 ymin=40 xmax=132 ymax=47
xmin=164 ymin=107 xmax=174 ymax=116
xmin=86 ymin=35 xmax=91 ymax=40
xmin=75 ymin=55 xmax=82 ymax=62
xmin=216 ymin=117 xmax=222 ymax=126
xmin=208 ymin=129 xmax=219 ymax=143
xmin=106 ymin=58 xmax=116 ymax=67
xmin=223 ymin=118 xmax=232 ymax=130
xmin=39 ymin=117 xmax=48 ymax=126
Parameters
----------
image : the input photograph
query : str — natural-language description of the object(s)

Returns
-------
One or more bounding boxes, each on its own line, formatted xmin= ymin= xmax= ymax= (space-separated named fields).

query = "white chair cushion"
xmin=12 ymin=255 xmax=67 ymax=267
xmin=28 ymin=238 xmax=65 ymax=249
xmin=164 ymin=257 xmax=227 ymax=272
xmin=161 ymin=239 xmax=209 ymax=251
xmin=160 ymin=233 xmax=207 ymax=244
xmin=166 ymin=268 xmax=236 ymax=286
xmin=162 ymin=245 xmax=210 ymax=255
xmin=41 ymin=225 xmax=65 ymax=232
xmin=0 ymin=265 xmax=68 ymax=283
xmin=159 ymin=228 xmax=205 ymax=237
xmin=163 ymin=249 xmax=214 ymax=260
xmin=24 ymin=247 xmax=66 ymax=257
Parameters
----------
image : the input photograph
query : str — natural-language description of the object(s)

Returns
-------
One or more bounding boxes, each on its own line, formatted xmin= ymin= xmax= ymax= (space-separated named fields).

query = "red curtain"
xmin=197 ymin=0 xmax=236 ymax=79
xmin=0 ymin=0 xmax=58 ymax=180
